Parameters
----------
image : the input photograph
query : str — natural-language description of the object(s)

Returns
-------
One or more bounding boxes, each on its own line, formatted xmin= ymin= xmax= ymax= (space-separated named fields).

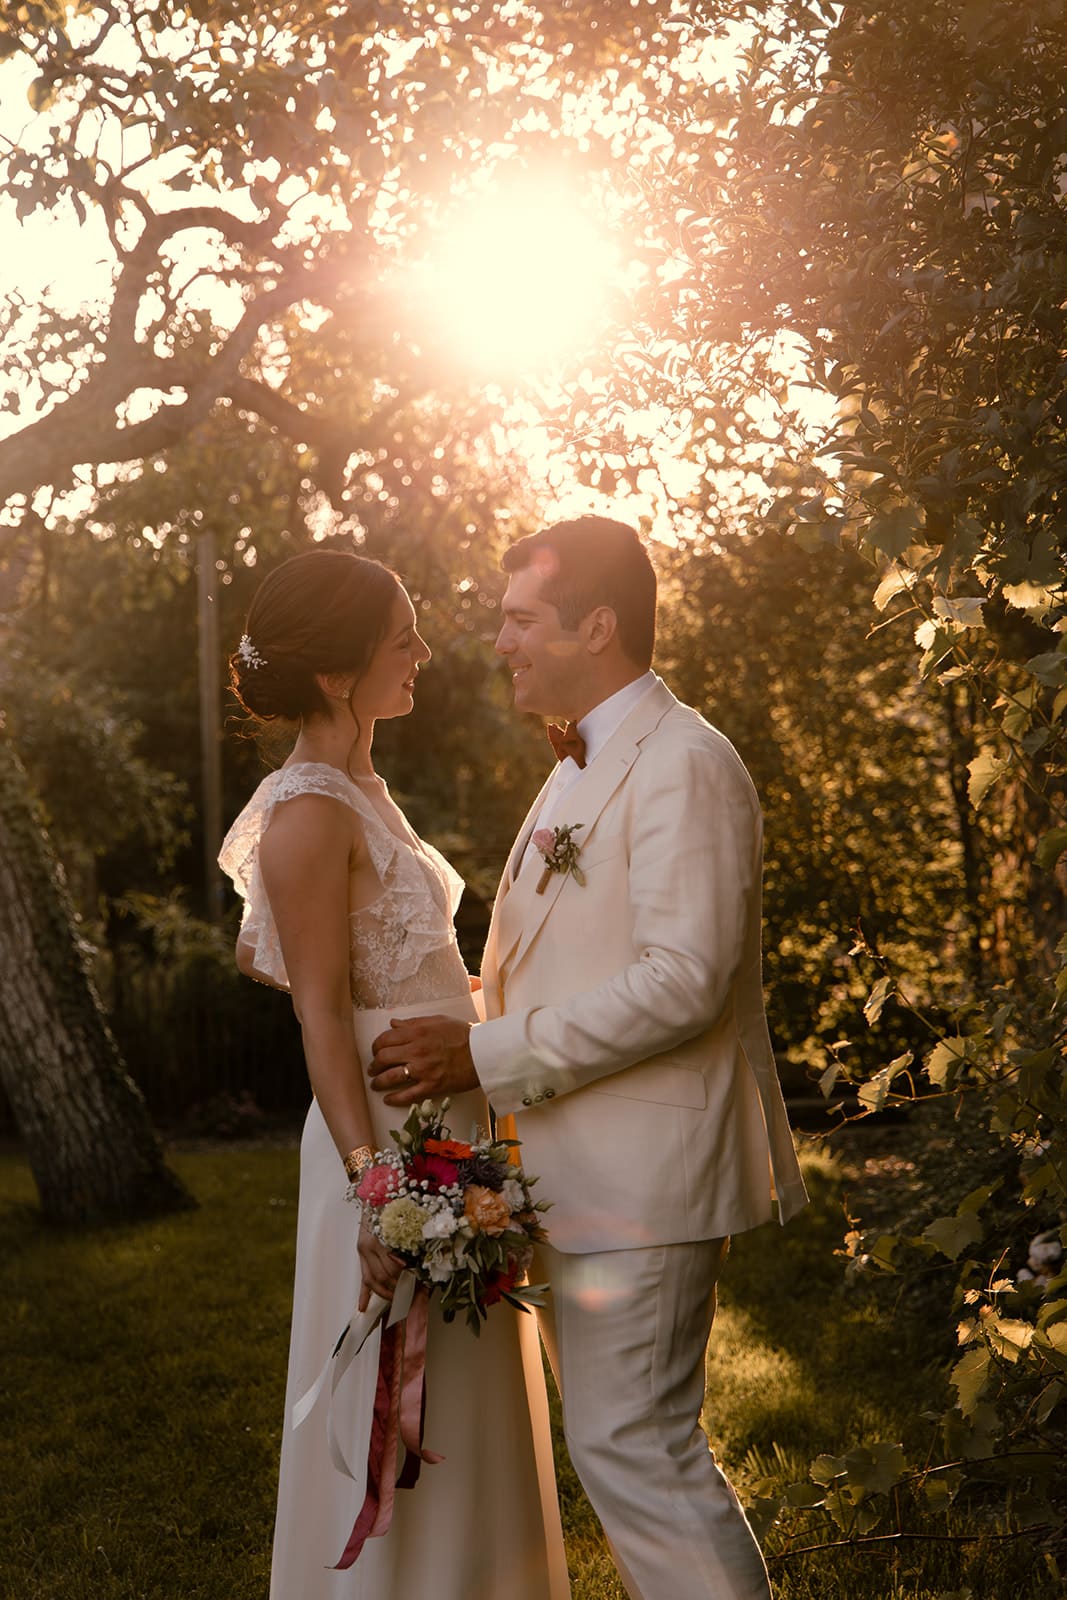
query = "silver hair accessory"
xmin=237 ymin=633 xmax=267 ymax=670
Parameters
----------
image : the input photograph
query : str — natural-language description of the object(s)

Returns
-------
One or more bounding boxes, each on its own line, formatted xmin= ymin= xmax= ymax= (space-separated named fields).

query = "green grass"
xmin=0 ymin=1140 xmax=1057 ymax=1600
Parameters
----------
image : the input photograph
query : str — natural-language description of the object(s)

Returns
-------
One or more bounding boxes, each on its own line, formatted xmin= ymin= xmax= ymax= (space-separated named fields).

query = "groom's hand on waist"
xmin=368 ymin=1015 xmax=479 ymax=1105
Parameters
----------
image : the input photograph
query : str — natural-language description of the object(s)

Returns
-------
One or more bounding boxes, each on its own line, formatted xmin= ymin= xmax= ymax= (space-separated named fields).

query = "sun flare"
xmin=416 ymin=177 xmax=623 ymax=377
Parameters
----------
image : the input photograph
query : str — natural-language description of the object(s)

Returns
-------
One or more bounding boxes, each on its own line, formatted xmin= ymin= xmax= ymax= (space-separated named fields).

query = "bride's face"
xmin=349 ymin=588 xmax=431 ymax=721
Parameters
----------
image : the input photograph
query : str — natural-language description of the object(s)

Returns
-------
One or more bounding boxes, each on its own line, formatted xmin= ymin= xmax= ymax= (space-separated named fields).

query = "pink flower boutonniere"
xmin=532 ymin=822 xmax=586 ymax=895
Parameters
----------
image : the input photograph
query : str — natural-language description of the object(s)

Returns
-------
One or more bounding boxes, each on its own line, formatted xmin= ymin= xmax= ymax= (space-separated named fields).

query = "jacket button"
xmin=533 ymin=1092 xmax=544 ymax=1104
xmin=521 ymin=1096 xmax=532 ymax=1107
xmin=544 ymin=1088 xmax=556 ymax=1099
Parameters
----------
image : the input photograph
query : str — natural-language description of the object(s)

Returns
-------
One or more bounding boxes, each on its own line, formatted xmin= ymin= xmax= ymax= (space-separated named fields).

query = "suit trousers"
xmin=533 ymin=1238 xmax=771 ymax=1600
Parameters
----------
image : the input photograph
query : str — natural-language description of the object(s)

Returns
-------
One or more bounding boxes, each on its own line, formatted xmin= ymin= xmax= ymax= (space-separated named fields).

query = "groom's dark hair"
xmin=502 ymin=516 xmax=657 ymax=668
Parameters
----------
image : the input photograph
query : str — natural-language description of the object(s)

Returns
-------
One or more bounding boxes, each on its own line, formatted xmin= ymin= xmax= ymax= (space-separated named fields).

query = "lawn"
xmin=0 ymin=1134 xmax=1056 ymax=1599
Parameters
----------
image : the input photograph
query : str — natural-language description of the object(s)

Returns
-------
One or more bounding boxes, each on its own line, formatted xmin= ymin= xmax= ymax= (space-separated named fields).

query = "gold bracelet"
xmin=343 ymin=1145 xmax=374 ymax=1181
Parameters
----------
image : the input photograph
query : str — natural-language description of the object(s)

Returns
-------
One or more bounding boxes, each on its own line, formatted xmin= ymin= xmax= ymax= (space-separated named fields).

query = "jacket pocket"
xmin=574 ymin=831 xmax=626 ymax=871
xmin=585 ymin=1060 xmax=707 ymax=1110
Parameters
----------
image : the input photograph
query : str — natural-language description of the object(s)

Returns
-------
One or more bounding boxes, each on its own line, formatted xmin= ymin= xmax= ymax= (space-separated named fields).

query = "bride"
xmin=219 ymin=548 xmax=570 ymax=1600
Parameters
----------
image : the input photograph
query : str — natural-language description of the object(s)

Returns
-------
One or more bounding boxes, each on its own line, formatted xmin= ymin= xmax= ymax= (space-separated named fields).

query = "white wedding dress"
xmin=219 ymin=762 xmax=570 ymax=1600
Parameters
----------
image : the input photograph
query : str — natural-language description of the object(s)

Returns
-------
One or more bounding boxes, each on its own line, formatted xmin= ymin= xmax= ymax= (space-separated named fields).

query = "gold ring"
xmin=402 ymin=1065 xmax=412 ymax=1081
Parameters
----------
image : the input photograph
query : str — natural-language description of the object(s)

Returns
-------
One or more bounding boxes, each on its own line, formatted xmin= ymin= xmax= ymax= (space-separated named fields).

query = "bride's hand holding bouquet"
xmin=352 ymin=1097 xmax=549 ymax=1331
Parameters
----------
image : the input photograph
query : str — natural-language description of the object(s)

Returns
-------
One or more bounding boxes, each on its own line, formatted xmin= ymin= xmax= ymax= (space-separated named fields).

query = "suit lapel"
xmin=501 ymin=677 xmax=677 ymax=981
xmin=481 ymin=766 xmax=558 ymax=1008
xmin=504 ymin=769 xmax=557 ymax=884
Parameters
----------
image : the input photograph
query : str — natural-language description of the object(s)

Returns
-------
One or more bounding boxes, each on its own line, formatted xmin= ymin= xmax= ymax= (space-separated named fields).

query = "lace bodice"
xmin=218 ymin=762 xmax=470 ymax=1009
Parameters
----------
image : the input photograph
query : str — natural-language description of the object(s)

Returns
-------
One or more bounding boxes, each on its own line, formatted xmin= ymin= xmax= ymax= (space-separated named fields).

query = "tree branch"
xmin=225 ymin=376 xmax=356 ymax=505
xmin=0 ymin=236 xmax=371 ymax=507
xmin=768 ymin=1523 xmax=1054 ymax=1563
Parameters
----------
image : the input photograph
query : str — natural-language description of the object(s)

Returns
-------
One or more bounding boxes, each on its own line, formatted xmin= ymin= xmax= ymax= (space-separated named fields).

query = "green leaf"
xmin=818 ymin=1060 xmax=840 ymax=1098
xmin=863 ymin=975 xmax=893 ymax=1025
xmin=1035 ymin=827 xmax=1067 ymax=871
xmin=958 ymin=1182 xmax=997 ymax=1216
xmin=840 ymin=1441 xmax=907 ymax=1498
xmin=999 ymin=696 xmax=1034 ymax=742
xmin=1024 ymin=650 xmax=1067 ymax=688
xmin=915 ymin=621 xmax=960 ymax=675
xmin=784 ymin=1481 xmax=825 ymax=1508
xmin=925 ymin=1037 xmax=970 ymax=1089
xmin=869 ymin=1234 xmax=899 ymax=1272
xmin=943 ymin=1399 xmax=1001 ymax=1460
xmin=967 ymin=749 xmax=1010 ymax=809
xmin=1022 ymin=1160 xmax=1059 ymax=1207
xmin=744 ymin=1494 xmax=785 ymax=1545
xmin=857 ymin=1070 xmax=890 ymax=1113
xmin=857 ymin=1053 xmax=912 ymax=1113
xmin=1043 ymin=1322 xmax=1067 ymax=1356
xmin=841 ymin=453 xmax=899 ymax=478
xmin=872 ymin=565 xmax=914 ymax=611
xmin=984 ymin=1314 xmax=1034 ymax=1363
xmin=1036 ymin=1380 xmax=1063 ymax=1426
xmin=924 ymin=1212 xmax=982 ymax=1260
xmin=951 ymin=1344 xmax=991 ymax=1415
xmin=867 ymin=502 xmax=922 ymax=559
xmin=809 ymin=1452 xmax=844 ymax=1487
xmin=822 ymin=1487 xmax=882 ymax=1533
xmin=923 ymin=1469 xmax=962 ymax=1510
xmin=932 ymin=595 xmax=986 ymax=628
xmin=1036 ymin=1298 xmax=1067 ymax=1334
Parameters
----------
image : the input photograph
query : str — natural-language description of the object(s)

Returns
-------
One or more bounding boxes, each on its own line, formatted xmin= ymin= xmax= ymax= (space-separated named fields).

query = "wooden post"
xmin=197 ymin=528 xmax=225 ymax=923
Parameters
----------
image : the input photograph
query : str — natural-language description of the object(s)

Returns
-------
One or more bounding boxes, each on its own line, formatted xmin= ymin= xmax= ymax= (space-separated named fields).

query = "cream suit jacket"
xmin=472 ymin=676 xmax=808 ymax=1253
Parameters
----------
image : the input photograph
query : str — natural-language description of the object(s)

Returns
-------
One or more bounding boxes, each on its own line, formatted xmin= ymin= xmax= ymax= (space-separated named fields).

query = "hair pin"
xmin=237 ymin=633 xmax=267 ymax=670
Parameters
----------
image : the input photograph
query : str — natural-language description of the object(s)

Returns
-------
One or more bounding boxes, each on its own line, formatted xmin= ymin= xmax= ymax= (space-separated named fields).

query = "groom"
xmin=369 ymin=515 xmax=808 ymax=1600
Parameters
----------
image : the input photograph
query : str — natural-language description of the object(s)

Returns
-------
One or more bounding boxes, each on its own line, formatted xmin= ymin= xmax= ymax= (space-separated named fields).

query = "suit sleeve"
xmin=470 ymin=735 xmax=762 ymax=1115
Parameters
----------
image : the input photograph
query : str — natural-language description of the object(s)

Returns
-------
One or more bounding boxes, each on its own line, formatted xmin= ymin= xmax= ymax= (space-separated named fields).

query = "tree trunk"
xmin=0 ymin=734 xmax=194 ymax=1224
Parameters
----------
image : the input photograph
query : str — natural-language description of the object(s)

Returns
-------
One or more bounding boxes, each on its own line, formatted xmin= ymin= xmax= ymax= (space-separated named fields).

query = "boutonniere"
xmin=532 ymin=823 xmax=586 ymax=895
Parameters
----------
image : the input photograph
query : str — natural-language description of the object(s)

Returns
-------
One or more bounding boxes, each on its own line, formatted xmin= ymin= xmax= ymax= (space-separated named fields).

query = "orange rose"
xmin=464 ymin=1184 xmax=511 ymax=1236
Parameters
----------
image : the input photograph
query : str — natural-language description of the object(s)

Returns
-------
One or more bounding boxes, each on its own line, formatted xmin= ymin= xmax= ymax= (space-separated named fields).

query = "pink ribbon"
xmin=333 ymin=1284 xmax=442 ymax=1569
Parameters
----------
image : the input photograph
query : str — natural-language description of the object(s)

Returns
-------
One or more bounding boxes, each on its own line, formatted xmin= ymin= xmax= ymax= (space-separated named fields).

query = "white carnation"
xmin=422 ymin=1207 xmax=461 ymax=1240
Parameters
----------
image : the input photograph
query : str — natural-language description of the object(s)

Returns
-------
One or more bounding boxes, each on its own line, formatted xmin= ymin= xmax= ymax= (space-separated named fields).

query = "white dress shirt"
xmin=516 ymin=671 xmax=656 ymax=878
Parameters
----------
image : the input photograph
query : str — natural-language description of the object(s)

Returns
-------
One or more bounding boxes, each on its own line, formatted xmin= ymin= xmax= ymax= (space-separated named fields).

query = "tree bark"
xmin=0 ymin=734 xmax=194 ymax=1224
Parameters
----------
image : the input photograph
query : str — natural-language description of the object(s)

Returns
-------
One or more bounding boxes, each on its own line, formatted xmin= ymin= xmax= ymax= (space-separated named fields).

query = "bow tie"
xmin=546 ymin=721 xmax=587 ymax=769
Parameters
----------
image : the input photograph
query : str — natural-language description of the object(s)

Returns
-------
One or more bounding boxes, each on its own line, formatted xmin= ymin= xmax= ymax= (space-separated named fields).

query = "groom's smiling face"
xmin=496 ymin=560 xmax=585 ymax=719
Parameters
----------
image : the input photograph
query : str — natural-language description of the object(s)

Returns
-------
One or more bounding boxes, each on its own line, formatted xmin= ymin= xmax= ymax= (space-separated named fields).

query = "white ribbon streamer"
xmin=291 ymin=1270 xmax=417 ymax=1481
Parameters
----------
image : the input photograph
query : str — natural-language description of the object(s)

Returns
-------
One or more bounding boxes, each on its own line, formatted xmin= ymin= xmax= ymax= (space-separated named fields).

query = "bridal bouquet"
xmin=351 ymin=1098 xmax=550 ymax=1331
xmin=294 ymin=1100 xmax=550 ymax=1570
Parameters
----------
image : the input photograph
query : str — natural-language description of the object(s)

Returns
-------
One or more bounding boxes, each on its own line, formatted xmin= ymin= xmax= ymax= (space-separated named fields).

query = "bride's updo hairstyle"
xmin=229 ymin=549 xmax=401 ymax=723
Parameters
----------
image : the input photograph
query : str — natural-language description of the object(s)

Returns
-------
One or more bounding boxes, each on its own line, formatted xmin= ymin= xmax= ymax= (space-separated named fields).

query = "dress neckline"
xmin=278 ymin=758 xmax=376 ymax=784
xmin=274 ymin=761 xmax=432 ymax=864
